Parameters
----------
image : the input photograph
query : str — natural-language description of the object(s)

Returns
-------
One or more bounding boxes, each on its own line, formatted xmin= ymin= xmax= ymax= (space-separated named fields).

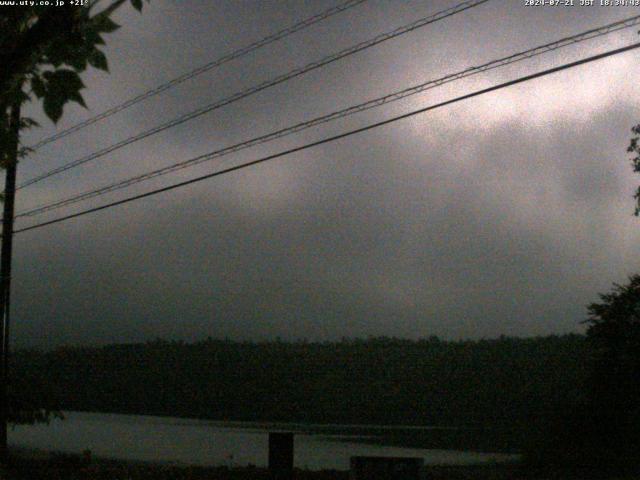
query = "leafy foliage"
xmin=40 ymin=69 xmax=87 ymax=122
xmin=526 ymin=275 xmax=640 ymax=475
xmin=585 ymin=275 xmax=640 ymax=456
xmin=0 ymin=0 xmax=150 ymax=166
xmin=0 ymin=0 xmax=150 ymax=425
xmin=627 ymin=126 xmax=640 ymax=215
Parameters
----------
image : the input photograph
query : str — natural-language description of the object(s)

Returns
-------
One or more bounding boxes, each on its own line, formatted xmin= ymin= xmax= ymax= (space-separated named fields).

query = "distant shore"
xmin=11 ymin=334 xmax=588 ymax=448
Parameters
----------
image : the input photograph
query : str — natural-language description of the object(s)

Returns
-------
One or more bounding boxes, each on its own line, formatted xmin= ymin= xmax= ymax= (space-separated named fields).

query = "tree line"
xmin=10 ymin=334 xmax=588 ymax=429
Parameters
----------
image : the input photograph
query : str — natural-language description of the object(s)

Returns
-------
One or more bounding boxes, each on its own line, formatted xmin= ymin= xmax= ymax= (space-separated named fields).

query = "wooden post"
xmin=269 ymin=432 xmax=294 ymax=480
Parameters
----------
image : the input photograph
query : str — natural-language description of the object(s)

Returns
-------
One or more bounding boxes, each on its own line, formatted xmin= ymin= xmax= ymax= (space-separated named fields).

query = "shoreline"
xmin=12 ymin=410 xmax=524 ymax=456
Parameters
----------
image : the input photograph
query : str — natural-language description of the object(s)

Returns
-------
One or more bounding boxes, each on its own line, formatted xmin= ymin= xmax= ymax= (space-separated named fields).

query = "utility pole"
xmin=0 ymin=102 xmax=21 ymax=463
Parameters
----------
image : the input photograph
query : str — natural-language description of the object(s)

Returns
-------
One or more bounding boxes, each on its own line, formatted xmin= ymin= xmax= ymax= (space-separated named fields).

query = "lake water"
xmin=8 ymin=411 xmax=518 ymax=470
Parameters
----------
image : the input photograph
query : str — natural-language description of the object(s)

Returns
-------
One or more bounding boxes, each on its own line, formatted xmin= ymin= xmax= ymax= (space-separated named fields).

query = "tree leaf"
xmin=69 ymin=91 xmax=87 ymax=108
xmin=87 ymin=49 xmax=108 ymax=72
xmin=131 ymin=0 xmax=143 ymax=11
xmin=41 ymin=70 xmax=86 ymax=122
xmin=30 ymin=75 xmax=46 ymax=98
xmin=64 ymin=49 xmax=89 ymax=72
xmin=85 ymin=28 xmax=106 ymax=46
xmin=15 ymin=89 xmax=30 ymax=104
xmin=92 ymin=14 xmax=120 ymax=34
xmin=43 ymin=95 xmax=64 ymax=123
xmin=46 ymin=47 xmax=66 ymax=67
xmin=48 ymin=69 xmax=85 ymax=94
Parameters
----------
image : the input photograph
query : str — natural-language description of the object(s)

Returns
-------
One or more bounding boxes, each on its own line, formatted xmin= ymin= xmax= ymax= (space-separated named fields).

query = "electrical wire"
xmin=26 ymin=0 xmax=369 ymax=151
xmin=14 ymin=41 xmax=640 ymax=235
xmin=17 ymin=0 xmax=490 ymax=190
xmin=16 ymin=14 xmax=640 ymax=219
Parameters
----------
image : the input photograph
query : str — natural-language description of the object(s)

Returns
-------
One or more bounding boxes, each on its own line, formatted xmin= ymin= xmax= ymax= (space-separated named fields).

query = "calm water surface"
xmin=9 ymin=411 xmax=517 ymax=470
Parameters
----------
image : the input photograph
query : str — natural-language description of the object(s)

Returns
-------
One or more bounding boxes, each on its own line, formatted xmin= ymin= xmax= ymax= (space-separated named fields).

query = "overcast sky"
xmin=9 ymin=0 xmax=640 ymax=348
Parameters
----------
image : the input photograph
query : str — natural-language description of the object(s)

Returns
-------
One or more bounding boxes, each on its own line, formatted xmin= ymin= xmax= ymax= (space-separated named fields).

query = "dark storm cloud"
xmin=8 ymin=0 xmax=640 ymax=347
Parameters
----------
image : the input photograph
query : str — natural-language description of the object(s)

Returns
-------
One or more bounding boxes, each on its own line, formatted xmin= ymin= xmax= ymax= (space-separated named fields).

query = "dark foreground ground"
xmin=1 ymin=449 xmax=637 ymax=480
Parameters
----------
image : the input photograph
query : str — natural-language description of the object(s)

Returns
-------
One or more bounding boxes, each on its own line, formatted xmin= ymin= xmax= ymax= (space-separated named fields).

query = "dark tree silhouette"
xmin=1 ymin=0 xmax=150 ymax=161
xmin=627 ymin=126 xmax=640 ymax=216
xmin=0 ymin=0 xmax=151 ymax=435
xmin=584 ymin=274 xmax=640 ymax=472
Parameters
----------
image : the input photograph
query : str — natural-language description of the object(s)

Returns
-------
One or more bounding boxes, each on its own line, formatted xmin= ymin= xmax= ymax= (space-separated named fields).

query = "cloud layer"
xmin=9 ymin=0 xmax=640 ymax=347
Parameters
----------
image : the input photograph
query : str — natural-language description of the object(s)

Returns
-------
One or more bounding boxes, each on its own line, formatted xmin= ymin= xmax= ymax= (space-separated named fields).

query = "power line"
xmin=14 ymin=42 xmax=640 ymax=235
xmin=25 ymin=0 xmax=369 ymax=151
xmin=17 ymin=0 xmax=490 ymax=190
xmin=16 ymin=14 xmax=640 ymax=220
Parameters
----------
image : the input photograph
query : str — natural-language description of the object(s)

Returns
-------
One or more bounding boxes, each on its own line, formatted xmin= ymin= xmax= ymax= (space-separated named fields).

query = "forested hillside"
xmin=10 ymin=335 xmax=588 ymax=429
